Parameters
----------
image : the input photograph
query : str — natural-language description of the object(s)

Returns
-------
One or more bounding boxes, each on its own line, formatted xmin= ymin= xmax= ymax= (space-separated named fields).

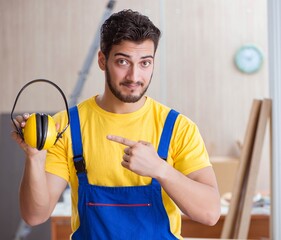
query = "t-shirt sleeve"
xmin=171 ymin=115 xmax=211 ymax=175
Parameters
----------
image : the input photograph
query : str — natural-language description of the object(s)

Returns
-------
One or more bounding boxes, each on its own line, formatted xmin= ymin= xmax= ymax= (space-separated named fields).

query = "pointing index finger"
xmin=107 ymin=135 xmax=137 ymax=147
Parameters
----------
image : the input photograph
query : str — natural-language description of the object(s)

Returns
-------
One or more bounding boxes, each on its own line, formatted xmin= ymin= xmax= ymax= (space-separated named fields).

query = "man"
xmin=12 ymin=9 xmax=220 ymax=239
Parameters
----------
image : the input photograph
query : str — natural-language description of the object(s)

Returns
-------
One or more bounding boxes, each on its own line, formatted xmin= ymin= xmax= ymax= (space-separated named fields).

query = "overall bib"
xmin=69 ymin=106 xmax=179 ymax=240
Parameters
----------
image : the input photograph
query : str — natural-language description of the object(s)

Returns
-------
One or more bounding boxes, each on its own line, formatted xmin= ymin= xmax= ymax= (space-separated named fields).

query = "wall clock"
xmin=234 ymin=45 xmax=263 ymax=74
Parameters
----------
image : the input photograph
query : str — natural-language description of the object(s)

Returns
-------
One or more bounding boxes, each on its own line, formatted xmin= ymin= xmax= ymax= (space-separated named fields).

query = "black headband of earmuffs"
xmin=10 ymin=79 xmax=70 ymax=144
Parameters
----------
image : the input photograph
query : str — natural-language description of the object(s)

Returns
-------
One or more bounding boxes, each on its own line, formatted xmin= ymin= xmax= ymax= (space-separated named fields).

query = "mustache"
xmin=120 ymin=81 xmax=143 ymax=86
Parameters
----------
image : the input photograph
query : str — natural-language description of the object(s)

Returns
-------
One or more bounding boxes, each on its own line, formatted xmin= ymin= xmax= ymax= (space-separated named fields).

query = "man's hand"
xmin=107 ymin=135 xmax=167 ymax=178
xmin=11 ymin=113 xmax=48 ymax=162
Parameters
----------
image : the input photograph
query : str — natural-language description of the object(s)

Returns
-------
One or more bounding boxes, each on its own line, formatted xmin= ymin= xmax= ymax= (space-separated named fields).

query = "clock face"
xmin=234 ymin=45 xmax=263 ymax=74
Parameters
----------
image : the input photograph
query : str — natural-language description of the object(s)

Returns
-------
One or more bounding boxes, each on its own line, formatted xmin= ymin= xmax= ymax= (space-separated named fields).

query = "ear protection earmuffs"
xmin=11 ymin=79 xmax=70 ymax=150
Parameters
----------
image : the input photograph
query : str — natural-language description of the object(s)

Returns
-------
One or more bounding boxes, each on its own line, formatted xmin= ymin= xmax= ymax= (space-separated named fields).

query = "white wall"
xmin=0 ymin=0 xmax=270 ymax=192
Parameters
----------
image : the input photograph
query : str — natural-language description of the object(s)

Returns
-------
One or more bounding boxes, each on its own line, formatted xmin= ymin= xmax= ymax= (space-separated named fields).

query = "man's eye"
xmin=142 ymin=61 xmax=151 ymax=67
xmin=118 ymin=59 xmax=128 ymax=65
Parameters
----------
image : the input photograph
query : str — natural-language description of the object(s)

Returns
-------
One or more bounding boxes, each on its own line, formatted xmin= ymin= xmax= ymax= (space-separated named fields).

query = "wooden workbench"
xmin=51 ymin=214 xmax=269 ymax=240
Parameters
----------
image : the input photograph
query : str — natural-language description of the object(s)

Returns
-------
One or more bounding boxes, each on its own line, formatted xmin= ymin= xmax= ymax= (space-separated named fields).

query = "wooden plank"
xmin=181 ymin=215 xmax=269 ymax=239
xmin=221 ymin=99 xmax=262 ymax=238
xmin=236 ymin=99 xmax=272 ymax=239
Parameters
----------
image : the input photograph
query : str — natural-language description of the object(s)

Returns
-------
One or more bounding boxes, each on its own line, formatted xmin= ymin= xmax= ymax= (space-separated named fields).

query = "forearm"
xmin=20 ymin=157 xmax=51 ymax=226
xmin=155 ymin=162 xmax=221 ymax=226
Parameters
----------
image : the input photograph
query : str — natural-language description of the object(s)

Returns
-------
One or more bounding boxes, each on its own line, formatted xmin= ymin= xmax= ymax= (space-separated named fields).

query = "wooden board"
xmin=221 ymin=99 xmax=272 ymax=239
xmin=221 ymin=99 xmax=262 ymax=238
xmin=236 ymin=99 xmax=271 ymax=239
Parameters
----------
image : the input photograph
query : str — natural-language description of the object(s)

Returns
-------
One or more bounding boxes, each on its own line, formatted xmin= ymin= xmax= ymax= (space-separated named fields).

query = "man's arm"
xmin=12 ymin=114 xmax=67 ymax=226
xmin=155 ymin=164 xmax=220 ymax=226
xmin=107 ymin=135 xmax=221 ymax=226
xmin=19 ymin=162 xmax=67 ymax=226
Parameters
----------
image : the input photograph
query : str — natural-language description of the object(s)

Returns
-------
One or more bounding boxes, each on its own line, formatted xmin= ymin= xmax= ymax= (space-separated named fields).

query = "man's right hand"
xmin=11 ymin=113 xmax=46 ymax=159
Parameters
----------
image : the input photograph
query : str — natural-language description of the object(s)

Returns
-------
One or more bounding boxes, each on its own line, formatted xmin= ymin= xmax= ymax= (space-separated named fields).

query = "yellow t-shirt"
xmin=45 ymin=96 xmax=210 ymax=239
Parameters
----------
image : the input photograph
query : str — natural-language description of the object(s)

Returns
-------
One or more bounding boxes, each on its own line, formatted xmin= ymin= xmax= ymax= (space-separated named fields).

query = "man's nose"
xmin=126 ymin=65 xmax=140 ymax=82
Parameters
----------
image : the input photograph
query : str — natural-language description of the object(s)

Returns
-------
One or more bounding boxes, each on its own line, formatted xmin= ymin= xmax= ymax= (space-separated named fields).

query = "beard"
xmin=105 ymin=65 xmax=152 ymax=103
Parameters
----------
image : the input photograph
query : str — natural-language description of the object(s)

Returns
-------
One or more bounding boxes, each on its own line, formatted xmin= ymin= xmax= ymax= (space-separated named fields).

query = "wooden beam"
xmin=221 ymin=99 xmax=262 ymax=238
xmin=236 ymin=99 xmax=272 ymax=238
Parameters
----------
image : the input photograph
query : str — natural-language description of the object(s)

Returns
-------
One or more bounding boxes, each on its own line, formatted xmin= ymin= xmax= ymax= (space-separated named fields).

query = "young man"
xmin=12 ymin=9 xmax=220 ymax=239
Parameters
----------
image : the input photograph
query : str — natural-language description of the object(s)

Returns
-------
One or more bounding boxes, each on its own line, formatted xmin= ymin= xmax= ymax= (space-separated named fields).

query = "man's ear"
xmin=98 ymin=51 xmax=106 ymax=70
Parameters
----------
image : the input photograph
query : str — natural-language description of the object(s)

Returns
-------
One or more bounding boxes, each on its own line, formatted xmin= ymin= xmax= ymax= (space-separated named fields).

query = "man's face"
xmin=103 ymin=40 xmax=155 ymax=103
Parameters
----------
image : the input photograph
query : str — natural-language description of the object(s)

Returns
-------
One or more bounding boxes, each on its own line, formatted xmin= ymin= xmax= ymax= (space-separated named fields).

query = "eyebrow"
xmin=114 ymin=52 xmax=154 ymax=59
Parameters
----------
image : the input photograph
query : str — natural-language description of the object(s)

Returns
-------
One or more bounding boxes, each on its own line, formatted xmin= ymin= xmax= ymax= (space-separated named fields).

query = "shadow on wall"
xmin=0 ymin=113 xmax=50 ymax=240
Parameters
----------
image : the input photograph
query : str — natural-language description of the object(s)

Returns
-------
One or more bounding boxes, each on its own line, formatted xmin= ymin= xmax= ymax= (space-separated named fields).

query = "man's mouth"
xmin=121 ymin=82 xmax=143 ymax=90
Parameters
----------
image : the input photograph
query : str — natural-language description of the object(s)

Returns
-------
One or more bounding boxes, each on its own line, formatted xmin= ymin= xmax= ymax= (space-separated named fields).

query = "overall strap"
xmin=69 ymin=106 xmax=88 ymax=184
xmin=157 ymin=109 xmax=179 ymax=160
xmin=152 ymin=109 xmax=179 ymax=187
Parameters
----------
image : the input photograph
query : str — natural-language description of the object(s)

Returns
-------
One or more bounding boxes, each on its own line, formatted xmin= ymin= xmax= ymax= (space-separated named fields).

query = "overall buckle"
xmin=73 ymin=155 xmax=87 ymax=174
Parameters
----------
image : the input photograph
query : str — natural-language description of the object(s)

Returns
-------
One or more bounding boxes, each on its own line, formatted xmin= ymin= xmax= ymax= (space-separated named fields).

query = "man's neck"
xmin=95 ymin=94 xmax=146 ymax=114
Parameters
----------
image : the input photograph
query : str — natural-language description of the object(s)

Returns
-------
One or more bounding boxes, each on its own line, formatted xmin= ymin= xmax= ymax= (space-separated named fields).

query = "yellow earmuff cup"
xmin=23 ymin=114 xmax=37 ymax=149
xmin=23 ymin=113 xmax=57 ymax=150
xmin=43 ymin=115 xmax=57 ymax=150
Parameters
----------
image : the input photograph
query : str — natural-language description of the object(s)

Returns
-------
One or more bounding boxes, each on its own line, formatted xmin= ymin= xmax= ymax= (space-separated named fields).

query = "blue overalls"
xmin=69 ymin=106 xmax=179 ymax=240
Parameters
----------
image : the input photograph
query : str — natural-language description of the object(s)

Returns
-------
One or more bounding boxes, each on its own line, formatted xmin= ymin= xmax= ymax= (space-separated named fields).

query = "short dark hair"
xmin=100 ymin=9 xmax=161 ymax=58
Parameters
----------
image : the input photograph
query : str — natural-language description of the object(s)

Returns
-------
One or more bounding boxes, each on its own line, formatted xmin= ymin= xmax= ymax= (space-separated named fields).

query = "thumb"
xmin=55 ymin=123 xmax=60 ymax=131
